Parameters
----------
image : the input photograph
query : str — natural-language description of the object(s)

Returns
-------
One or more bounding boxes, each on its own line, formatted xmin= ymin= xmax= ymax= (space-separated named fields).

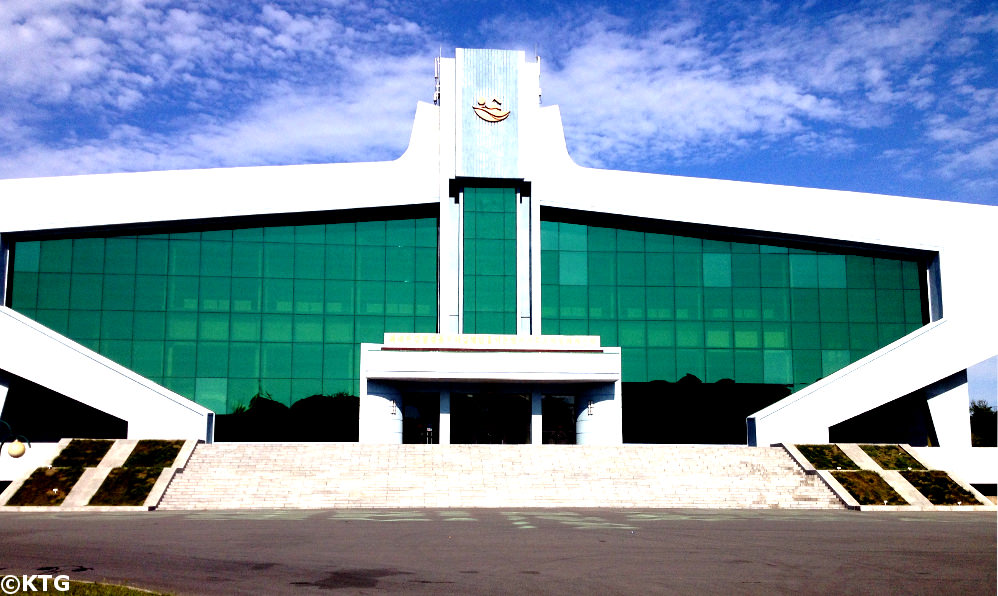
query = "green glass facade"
xmin=10 ymin=216 xmax=438 ymax=413
xmin=540 ymin=218 xmax=925 ymax=390
xmin=463 ymin=187 xmax=517 ymax=334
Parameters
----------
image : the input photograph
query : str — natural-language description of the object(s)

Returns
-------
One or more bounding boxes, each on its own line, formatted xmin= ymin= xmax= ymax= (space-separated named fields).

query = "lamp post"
xmin=0 ymin=420 xmax=30 ymax=458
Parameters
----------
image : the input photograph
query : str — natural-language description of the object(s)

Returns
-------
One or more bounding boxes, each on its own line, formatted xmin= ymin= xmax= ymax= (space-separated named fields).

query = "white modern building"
xmin=0 ymin=49 xmax=994 ymax=480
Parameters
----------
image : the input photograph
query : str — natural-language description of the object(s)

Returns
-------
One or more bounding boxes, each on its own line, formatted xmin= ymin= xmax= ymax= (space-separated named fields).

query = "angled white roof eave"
xmin=0 ymin=101 xmax=442 ymax=235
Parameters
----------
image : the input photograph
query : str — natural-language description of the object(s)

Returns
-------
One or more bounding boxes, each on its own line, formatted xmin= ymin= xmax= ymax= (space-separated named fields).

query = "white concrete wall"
xmin=0 ymin=307 xmax=212 ymax=441
xmin=909 ymin=447 xmax=998 ymax=485
xmin=0 ymin=442 xmax=62 ymax=482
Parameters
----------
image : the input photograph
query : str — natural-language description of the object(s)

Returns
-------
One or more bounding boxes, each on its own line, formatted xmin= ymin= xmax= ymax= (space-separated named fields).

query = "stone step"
xmin=156 ymin=444 xmax=843 ymax=510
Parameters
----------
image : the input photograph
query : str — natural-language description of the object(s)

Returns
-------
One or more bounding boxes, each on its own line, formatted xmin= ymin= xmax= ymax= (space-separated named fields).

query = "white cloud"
xmin=0 ymin=0 xmax=994 ymax=202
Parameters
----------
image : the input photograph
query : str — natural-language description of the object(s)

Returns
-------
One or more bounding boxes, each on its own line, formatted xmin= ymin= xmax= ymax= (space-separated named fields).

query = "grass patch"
xmin=9 ymin=580 xmax=170 ymax=595
xmin=88 ymin=467 xmax=164 ymax=506
xmin=796 ymin=444 xmax=860 ymax=470
xmin=860 ymin=445 xmax=926 ymax=470
xmin=51 ymin=439 xmax=113 ymax=468
xmin=6 ymin=467 xmax=86 ymax=506
xmin=831 ymin=470 xmax=907 ymax=505
xmin=901 ymin=471 xmax=985 ymax=505
xmin=122 ymin=440 xmax=185 ymax=468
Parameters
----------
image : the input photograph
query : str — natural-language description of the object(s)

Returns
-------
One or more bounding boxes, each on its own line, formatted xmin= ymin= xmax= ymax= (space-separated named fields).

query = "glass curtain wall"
xmin=9 ymin=216 xmax=438 ymax=413
xmin=463 ymin=187 xmax=517 ymax=334
xmin=540 ymin=217 xmax=925 ymax=391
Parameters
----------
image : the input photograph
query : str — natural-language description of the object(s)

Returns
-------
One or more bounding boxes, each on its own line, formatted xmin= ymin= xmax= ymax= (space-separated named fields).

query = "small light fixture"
xmin=0 ymin=420 xmax=30 ymax=458
xmin=7 ymin=439 xmax=26 ymax=458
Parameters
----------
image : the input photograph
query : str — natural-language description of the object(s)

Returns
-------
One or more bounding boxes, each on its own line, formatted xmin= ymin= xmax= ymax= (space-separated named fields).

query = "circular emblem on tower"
xmin=473 ymin=96 xmax=510 ymax=122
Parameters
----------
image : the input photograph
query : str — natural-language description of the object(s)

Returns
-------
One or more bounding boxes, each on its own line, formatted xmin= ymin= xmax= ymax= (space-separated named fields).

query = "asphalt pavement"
xmin=0 ymin=509 xmax=994 ymax=595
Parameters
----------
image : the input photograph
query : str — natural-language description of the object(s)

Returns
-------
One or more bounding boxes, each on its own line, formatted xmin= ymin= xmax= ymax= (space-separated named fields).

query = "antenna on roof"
xmin=433 ymin=46 xmax=442 ymax=105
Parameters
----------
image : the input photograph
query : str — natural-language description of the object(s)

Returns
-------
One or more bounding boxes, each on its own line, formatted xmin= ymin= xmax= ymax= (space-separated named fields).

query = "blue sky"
xmin=1 ymin=0 xmax=997 ymax=204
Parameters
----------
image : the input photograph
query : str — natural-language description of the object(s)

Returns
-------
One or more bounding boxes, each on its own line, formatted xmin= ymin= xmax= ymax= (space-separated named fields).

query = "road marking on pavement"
xmin=185 ymin=511 xmax=315 ymax=521
xmin=328 ymin=511 xmax=431 ymax=522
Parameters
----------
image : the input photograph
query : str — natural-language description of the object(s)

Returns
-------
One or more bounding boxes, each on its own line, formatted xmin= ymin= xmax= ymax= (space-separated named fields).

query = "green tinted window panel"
xmin=645 ymin=286 xmax=673 ymax=320
xmin=261 ymin=314 xmax=293 ymax=342
xmin=325 ymin=223 xmax=355 ymax=245
xmin=14 ymin=241 xmax=41 ymax=272
xmin=102 ymin=275 xmax=135 ymax=310
xmin=40 ymin=239 xmax=73 ymax=273
xmin=11 ymin=272 xmax=38 ymax=308
xmin=539 ymin=215 xmax=924 ymax=387
xmin=38 ymin=273 xmax=71 ymax=309
xmin=706 ymin=349 xmax=734 ymax=382
xmin=705 ymin=322 xmax=732 ymax=348
xmin=263 ymin=243 xmax=294 ymax=278
xmin=198 ymin=313 xmax=230 ymax=341
xmin=263 ymin=226 xmax=294 ymax=243
xmin=789 ymin=254 xmax=818 ymax=288
xmin=702 ymin=254 xmax=732 ymax=287
xmin=616 ymin=252 xmax=645 ymax=286
xmin=703 ymin=288 xmax=732 ymax=321
xmin=262 ymin=278 xmax=293 ymax=313
xmin=71 ymin=274 xmax=103 ymax=310
xmin=68 ymin=310 xmax=101 ymax=339
xmin=733 ymin=322 xmax=761 ymax=349
xmin=9 ymin=213 xmax=437 ymax=414
xmin=463 ymin=187 xmax=517 ymax=334
xmin=676 ymin=349 xmax=706 ymax=380
xmin=232 ymin=243 xmax=264 ymax=277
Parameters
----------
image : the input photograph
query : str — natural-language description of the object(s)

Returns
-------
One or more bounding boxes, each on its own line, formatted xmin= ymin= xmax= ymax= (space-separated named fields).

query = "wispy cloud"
xmin=484 ymin=2 xmax=997 ymax=200
xmin=0 ymin=1 xmax=995 ymax=203
xmin=0 ymin=1 xmax=433 ymax=177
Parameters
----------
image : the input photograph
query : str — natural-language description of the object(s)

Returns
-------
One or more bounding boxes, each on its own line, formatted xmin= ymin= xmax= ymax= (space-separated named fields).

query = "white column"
xmin=531 ymin=389 xmax=542 ymax=444
xmin=575 ymin=382 xmax=623 ymax=445
xmin=516 ymin=191 xmax=531 ymax=335
xmin=359 ymin=380 xmax=403 ymax=444
xmin=439 ymin=390 xmax=451 ymax=445
xmin=926 ymin=371 xmax=972 ymax=447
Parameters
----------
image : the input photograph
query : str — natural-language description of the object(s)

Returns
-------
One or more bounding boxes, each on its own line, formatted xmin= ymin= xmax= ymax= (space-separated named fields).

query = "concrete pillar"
xmin=575 ymin=382 xmax=623 ymax=445
xmin=439 ymin=390 xmax=451 ymax=445
xmin=359 ymin=380 xmax=403 ymax=444
xmin=531 ymin=389 xmax=542 ymax=444
xmin=516 ymin=191 xmax=531 ymax=335
xmin=926 ymin=371 xmax=972 ymax=447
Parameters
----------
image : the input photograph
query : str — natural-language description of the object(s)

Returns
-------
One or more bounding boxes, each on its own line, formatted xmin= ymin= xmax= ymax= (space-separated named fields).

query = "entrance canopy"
xmin=359 ymin=333 xmax=622 ymax=444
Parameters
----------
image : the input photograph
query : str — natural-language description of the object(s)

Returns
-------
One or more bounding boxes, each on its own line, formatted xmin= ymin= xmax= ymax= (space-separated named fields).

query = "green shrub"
xmin=860 ymin=445 xmax=926 ymax=470
xmin=831 ymin=470 xmax=907 ymax=505
xmin=901 ymin=471 xmax=985 ymax=505
xmin=6 ymin=467 xmax=86 ymax=506
xmin=122 ymin=440 xmax=184 ymax=468
xmin=796 ymin=444 xmax=860 ymax=470
xmin=51 ymin=439 xmax=113 ymax=467
xmin=88 ymin=467 xmax=163 ymax=506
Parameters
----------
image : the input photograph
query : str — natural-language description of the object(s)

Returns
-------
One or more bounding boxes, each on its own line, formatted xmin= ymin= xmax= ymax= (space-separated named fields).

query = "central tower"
xmin=436 ymin=49 xmax=541 ymax=335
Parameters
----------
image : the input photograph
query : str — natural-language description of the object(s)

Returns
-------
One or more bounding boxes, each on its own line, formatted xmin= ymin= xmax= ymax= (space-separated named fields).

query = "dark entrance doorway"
xmin=451 ymin=392 xmax=530 ymax=444
xmin=402 ymin=393 xmax=439 ymax=444
xmin=542 ymin=395 xmax=576 ymax=444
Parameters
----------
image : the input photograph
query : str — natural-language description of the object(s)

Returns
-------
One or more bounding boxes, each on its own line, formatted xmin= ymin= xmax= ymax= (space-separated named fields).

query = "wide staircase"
xmin=156 ymin=444 xmax=844 ymax=510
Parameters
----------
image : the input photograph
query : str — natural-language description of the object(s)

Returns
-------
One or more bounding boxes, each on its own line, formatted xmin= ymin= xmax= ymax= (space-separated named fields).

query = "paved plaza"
xmin=0 ymin=509 xmax=994 ymax=594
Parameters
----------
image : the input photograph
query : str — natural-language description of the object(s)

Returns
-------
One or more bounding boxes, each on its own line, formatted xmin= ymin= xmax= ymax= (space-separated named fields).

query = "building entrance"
xmin=402 ymin=393 xmax=440 ymax=444
xmin=451 ymin=392 xmax=531 ymax=444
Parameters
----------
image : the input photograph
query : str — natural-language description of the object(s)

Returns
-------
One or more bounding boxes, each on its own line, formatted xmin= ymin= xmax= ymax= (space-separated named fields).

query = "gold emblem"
xmin=473 ymin=96 xmax=510 ymax=122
